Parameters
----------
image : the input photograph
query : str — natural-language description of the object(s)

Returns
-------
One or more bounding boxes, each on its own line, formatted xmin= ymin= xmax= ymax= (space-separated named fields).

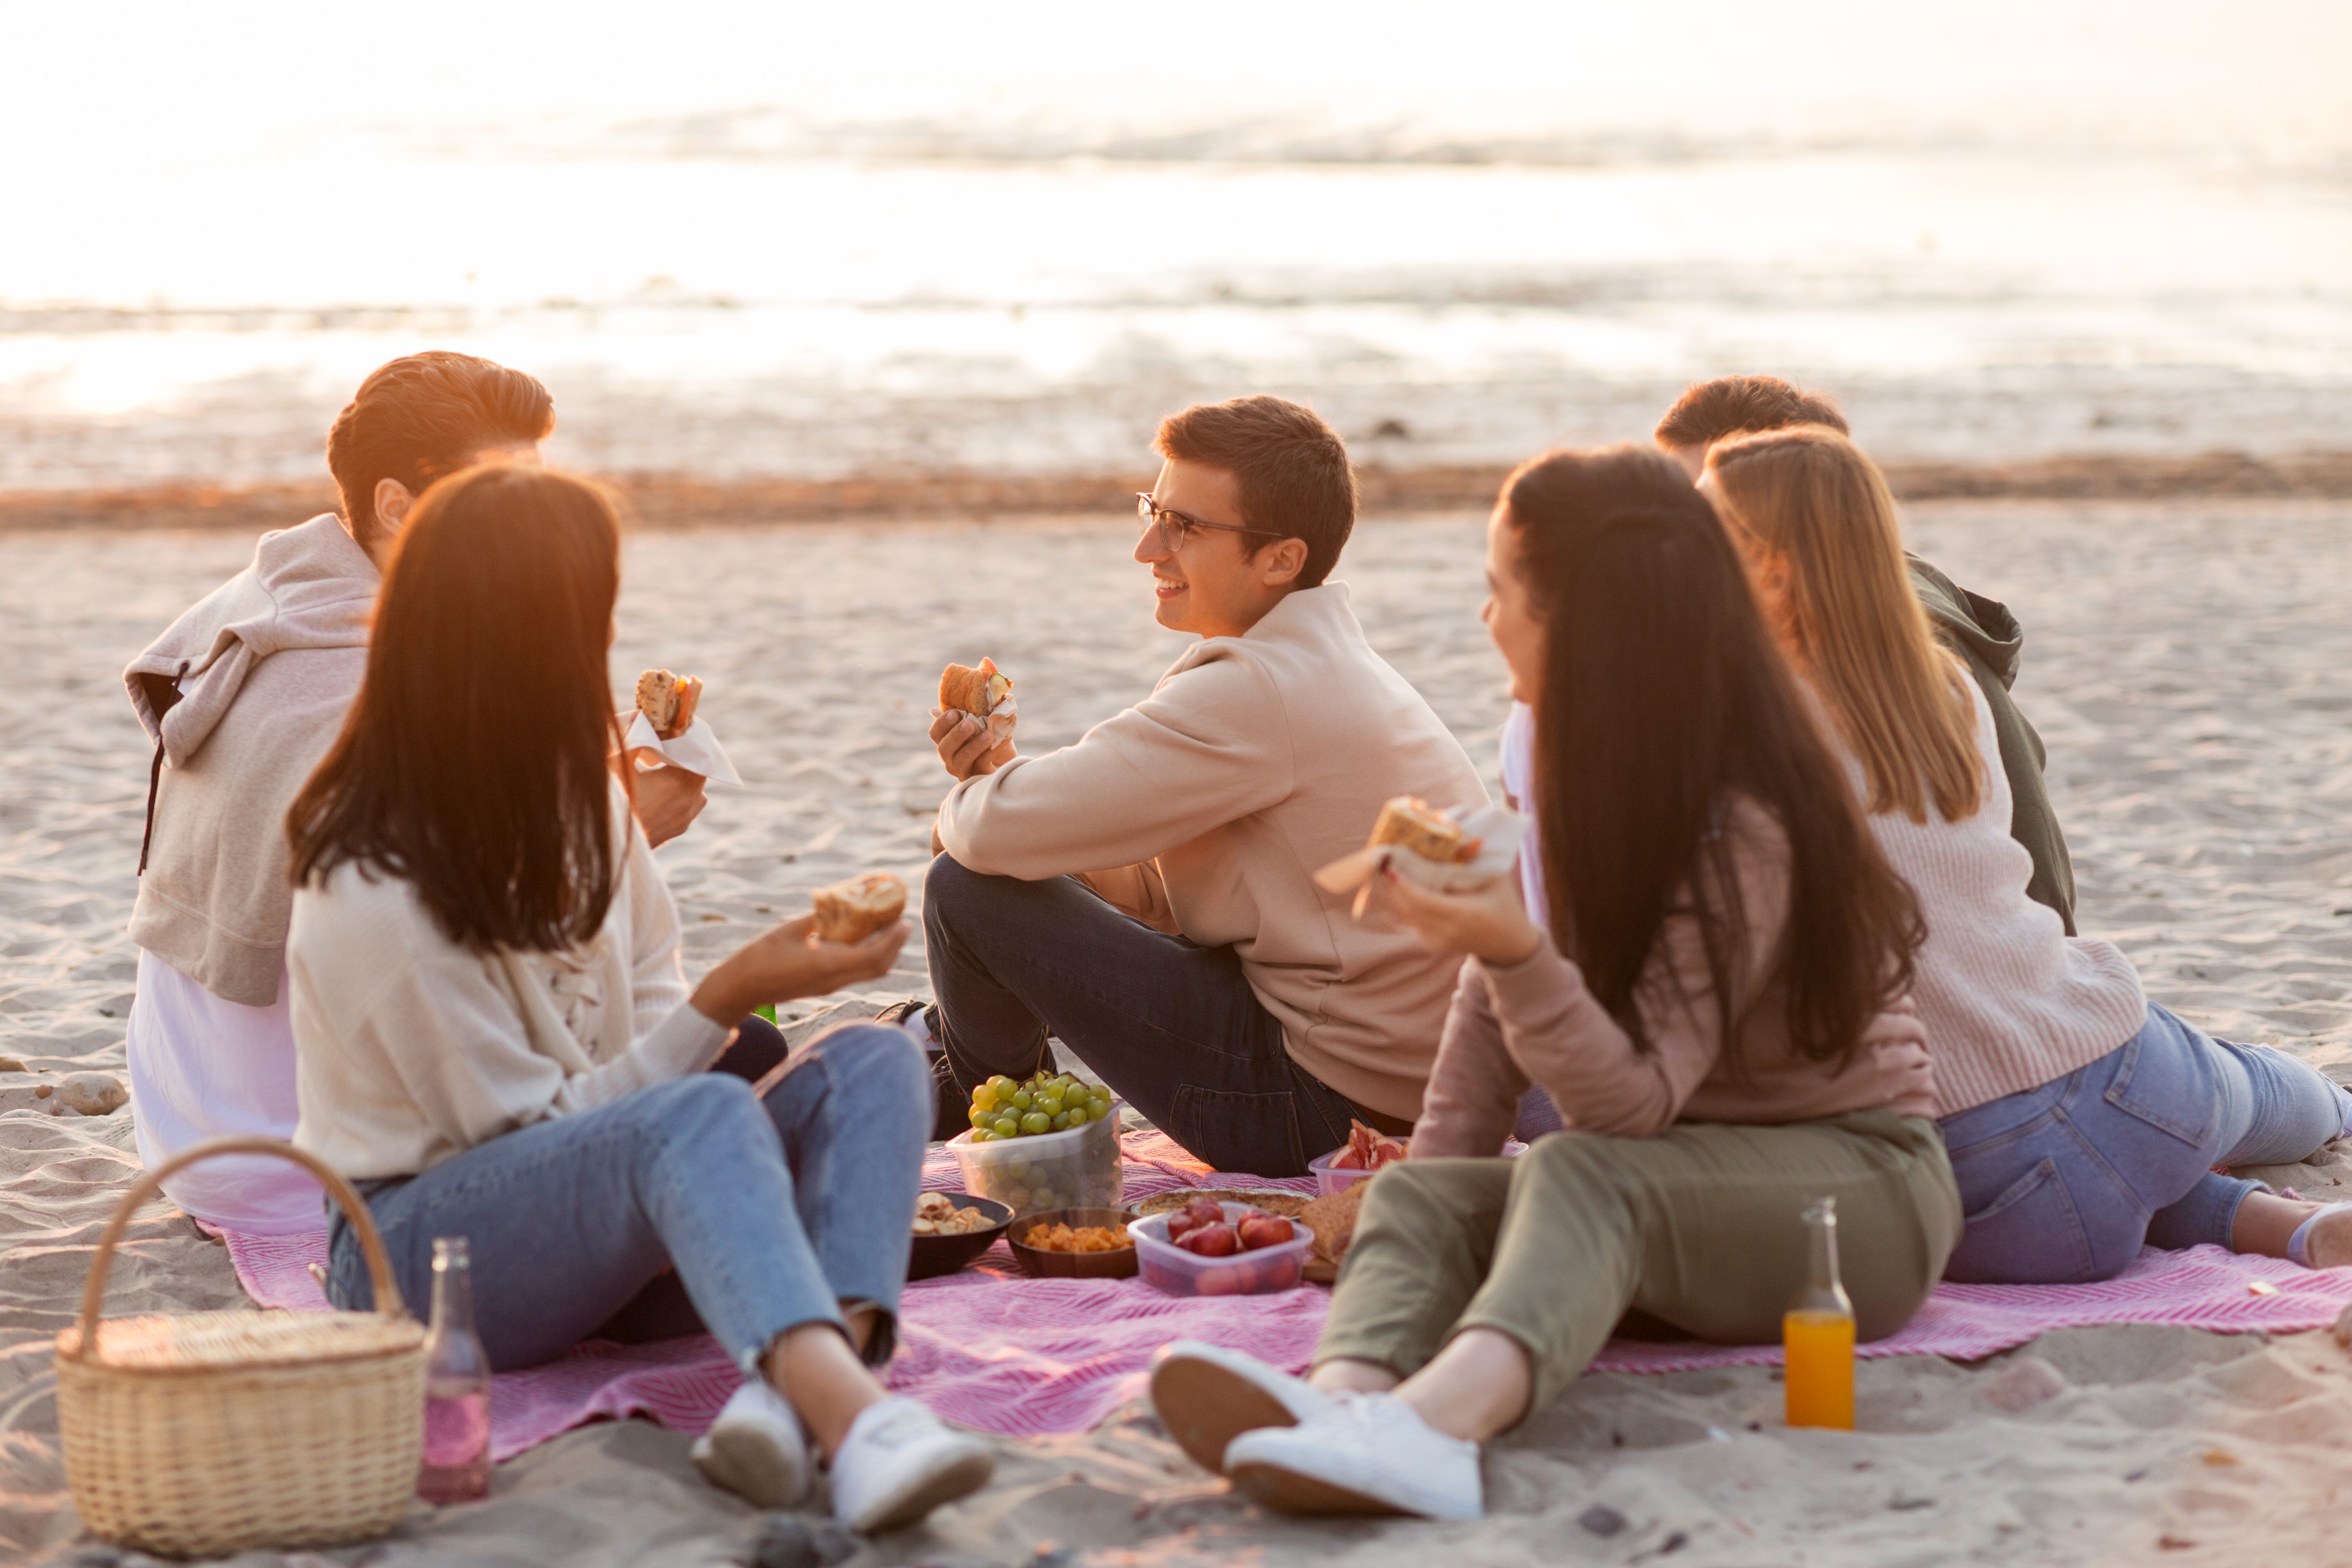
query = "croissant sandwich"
xmin=634 ymin=669 xmax=704 ymax=741
xmin=811 ymin=872 xmax=907 ymax=945
xmin=939 ymin=657 xmax=1012 ymax=721
xmin=1368 ymin=796 xmax=1481 ymax=865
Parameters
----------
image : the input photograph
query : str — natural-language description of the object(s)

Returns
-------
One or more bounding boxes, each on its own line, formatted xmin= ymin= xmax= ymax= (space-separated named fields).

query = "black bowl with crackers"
xmin=908 ymin=1191 xmax=1014 ymax=1280
xmin=1006 ymin=1207 xmax=1140 ymax=1279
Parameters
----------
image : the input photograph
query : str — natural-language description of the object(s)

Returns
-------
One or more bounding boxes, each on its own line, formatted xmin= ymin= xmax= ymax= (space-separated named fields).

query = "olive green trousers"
xmin=1316 ymin=1110 xmax=1962 ymax=1418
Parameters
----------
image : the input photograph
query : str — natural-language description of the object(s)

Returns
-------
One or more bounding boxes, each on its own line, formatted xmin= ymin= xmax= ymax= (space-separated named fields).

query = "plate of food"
xmin=1006 ymin=1207 xmax=1138 ymax=1279
xmin=906 ymin=1191 xmax=1013 ymax=1280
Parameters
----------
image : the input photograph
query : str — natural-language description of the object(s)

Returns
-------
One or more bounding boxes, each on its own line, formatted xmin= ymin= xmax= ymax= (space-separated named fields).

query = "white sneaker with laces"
xmin=691 ymin=1379 xmax=813 ymax=1508
xmin=828 ymin=1396 xmax=996 ymax=1534
xmin=1148 ymin=1340 xmax=1334 ymax=1475
xmin=1224 ymin=1392 xmax=1483 ymax=1521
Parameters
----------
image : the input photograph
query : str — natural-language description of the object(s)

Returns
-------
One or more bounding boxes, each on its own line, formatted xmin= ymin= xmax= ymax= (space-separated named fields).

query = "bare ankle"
xmin=1310 ymin=1359 xmax=1401 ymax=1396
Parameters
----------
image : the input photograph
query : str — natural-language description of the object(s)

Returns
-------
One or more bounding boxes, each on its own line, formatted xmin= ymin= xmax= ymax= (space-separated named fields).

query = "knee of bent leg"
xmin=639 ymin=1072 xmax=772 ymax=1156
xmin=923 ymin=852 xmax=980 ymax=930
xmin=805 ymin=1021 xmax=932 ymax=1118
xmin=1514 ymin=1133 xmax=1644 ymax=1223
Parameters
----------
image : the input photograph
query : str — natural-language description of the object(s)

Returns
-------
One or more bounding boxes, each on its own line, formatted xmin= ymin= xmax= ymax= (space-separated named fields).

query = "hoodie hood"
xmin=1905 ymin=553 xmax=2023 ymax=691
xmin=124 ymin=515 xmax=378 ymax=765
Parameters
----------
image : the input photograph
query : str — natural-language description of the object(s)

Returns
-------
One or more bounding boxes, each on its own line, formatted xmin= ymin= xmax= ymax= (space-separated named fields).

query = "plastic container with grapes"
xmin=947 ymin=1103 xmax=1124 ymax=1217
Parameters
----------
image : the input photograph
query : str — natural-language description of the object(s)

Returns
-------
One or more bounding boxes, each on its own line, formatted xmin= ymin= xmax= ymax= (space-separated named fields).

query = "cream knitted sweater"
xmin=288 ymin=819 xmax=729 ymax=1180
xmin=1829 ymin=679 xmax=2147 ymax=1117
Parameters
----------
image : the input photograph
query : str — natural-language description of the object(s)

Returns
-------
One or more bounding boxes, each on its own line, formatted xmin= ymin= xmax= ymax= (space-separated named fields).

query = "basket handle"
xmin=63 ymin=1135 xmax=409 ymax=1365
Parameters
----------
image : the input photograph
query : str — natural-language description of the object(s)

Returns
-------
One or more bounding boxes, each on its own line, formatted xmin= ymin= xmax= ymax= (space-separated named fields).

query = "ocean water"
xmin=4 ymin=2 xmax=2348 ymax=490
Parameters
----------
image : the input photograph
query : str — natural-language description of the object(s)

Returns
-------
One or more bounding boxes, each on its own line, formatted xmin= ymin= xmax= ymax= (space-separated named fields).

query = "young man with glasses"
xmin=910 ymin=395 xmax=1486 ymax=1175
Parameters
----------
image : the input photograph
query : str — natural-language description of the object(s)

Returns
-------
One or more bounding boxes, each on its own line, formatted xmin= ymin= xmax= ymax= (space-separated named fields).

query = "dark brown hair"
xmin=1654 ymin=375 xmax=1847 ymax=452
xmin=326 ymin=352 xmax=556 ymax=548
xmin=1501 ymin=444 xmax=1920 ymax=1068
xmin=1154 ymin=395 xmax=1356 ymax=588
xmin=289 ymin=464 xmax=626 ymax=954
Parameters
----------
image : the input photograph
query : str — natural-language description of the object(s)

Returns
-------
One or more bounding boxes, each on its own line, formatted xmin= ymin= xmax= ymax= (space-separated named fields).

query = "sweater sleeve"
xmin=937 ymin=653 xmax=1294 ymax=880
xmin=1477 ymin=807 xmax=1790 ymax=1138
xmin=1407 ymin=958 xmax=1528 ymax=1159
xmin=619 ymin=822 xmax=694 ymax=1041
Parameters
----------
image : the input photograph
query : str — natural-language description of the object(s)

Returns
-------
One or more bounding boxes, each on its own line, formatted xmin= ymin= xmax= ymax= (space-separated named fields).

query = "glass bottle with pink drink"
xmin=417 ymin=1235 xmax=491 ymax=1503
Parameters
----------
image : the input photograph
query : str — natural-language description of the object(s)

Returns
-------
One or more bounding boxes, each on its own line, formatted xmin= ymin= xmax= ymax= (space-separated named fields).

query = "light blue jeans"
xmin=1937 ymin=1003 xmax=2351 ymax=1284
xmin=326 ymin=1022 xmax=931 ymax=1372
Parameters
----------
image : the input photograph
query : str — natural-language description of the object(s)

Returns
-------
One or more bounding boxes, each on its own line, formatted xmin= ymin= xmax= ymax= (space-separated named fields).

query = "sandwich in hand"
xmin=938 ymin=657 xmax=1016 ymax=741
xmin=811 ymin=872 xmax=907 ymax=945
xmin=1368 ymin=796 xmax=1482 ymax=866
xmin=634 ymin=669 xmax=704 ymax=742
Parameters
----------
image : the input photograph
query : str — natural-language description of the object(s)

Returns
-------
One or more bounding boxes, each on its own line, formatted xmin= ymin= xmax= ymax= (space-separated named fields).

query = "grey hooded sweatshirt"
xmin=124 ymin=515 xmax=378 ymax=1005
xmin=1907 ymin=554 xmax=2078 ymax=936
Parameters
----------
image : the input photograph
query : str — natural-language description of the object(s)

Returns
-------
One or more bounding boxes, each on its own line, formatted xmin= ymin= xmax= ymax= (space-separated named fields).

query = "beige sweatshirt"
xmin=1413 ymin=796 xmax=1938 ymax=1155
xmin=288 ymin=817 xmax=729 ymax=1180
xmin=125 ymin=515 xmax=378 ymax=1006
xmin=935 ymin=583 xmax=1488 ymax=1122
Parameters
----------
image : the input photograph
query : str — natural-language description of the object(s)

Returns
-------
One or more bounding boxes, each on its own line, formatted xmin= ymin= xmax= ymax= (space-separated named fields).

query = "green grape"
xmin=1037 ymin=1095 xmax=1065 ymax=1118
xmin=1009 ymin=1089 xmax=1034 ymax=1113
xmin=1051 ymin=1110 xmax=1072 ymax=1131
xmin=969 ymin=1129 xmax=994 ymax=1142
xmin=988 ymin=1074 xmax=1016 ymax=1095
xmin=1020 ymin=1110 xmax=1052 ymax=1136
xmin=992 ymin=1115 xmax=1020 ymax=1139
xmin=968 ymin=1106 xmax=992 ymax=1129
xmin=972 ymin=1085 xmax=998 ymax=1113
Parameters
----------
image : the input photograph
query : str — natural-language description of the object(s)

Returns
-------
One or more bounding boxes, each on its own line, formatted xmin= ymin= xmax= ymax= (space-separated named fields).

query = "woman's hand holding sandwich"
xmin=689 ymin=913 xmax=909 ymax=1024
xmin=1376 ymin=865 xmax=1545 ymax=969
xmin=930 ymin=708 xmax=1017 ymax=781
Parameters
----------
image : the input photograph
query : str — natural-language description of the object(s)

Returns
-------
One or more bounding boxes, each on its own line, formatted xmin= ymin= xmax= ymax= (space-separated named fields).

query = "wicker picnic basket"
xmin=54 ymin=1136 xmax=427 ymax=1558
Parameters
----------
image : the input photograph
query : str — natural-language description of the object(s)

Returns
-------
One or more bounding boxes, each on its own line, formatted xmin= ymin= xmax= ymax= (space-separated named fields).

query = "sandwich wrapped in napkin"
xmin=621 ymin=667 xmax=742 ymax=785
xmin=1313 ymin=796 xmax=1528 ymax=907
xmin=811 ymin=872 xmax=907 ymax=945
xmin=938 ymin=658 xmax=1017 ymax=745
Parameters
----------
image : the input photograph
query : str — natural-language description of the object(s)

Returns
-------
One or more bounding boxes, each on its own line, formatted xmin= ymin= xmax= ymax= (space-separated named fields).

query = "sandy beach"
xmin=5 ymin=498 xmax=2351 ymax=1567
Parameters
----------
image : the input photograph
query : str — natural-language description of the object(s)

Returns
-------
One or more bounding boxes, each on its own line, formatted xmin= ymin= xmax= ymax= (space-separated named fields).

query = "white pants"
xmin=125 ymin=950 xmax=321 ymax=1234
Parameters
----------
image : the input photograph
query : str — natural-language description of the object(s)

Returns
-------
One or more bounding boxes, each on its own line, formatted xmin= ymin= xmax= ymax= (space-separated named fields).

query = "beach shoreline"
xmin=5 ymin=449 xmax=2352 ymax=533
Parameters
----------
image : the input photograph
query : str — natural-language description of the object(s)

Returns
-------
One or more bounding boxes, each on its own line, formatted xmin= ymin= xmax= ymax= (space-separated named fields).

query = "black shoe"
xmin=874 ymin=1001 xmax=971 ymax=1143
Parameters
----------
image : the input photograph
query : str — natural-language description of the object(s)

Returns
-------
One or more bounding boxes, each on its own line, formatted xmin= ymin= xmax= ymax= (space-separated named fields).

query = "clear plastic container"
xmin=947 ymin=1105 xmax=1123 ymax=1216
xmin=1132 ymin=1202 xmax=1316 ymax=1297
xmin=1305 ymin=1150 xmax=1377 ymax=1196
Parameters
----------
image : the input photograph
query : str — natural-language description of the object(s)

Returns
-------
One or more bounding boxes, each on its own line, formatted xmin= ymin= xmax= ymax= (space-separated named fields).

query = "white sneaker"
xmin=1225 ymin=1392 xmax=1483 ymax=1521
xmin=691 ymin=1379 xmax=813 ymax=1508
xmin=1149 ymin=1340 xmax=1333 ymax=1475
xmin=828 ymin=1396 xmax=996 ymax=1534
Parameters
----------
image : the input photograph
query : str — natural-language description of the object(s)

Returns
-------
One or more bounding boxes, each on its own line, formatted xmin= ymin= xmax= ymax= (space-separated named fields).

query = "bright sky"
xmin=6 ymin=0 xmax=2349 ymax=164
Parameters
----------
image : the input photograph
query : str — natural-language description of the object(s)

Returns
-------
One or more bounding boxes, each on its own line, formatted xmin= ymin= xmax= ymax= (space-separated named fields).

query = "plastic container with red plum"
xmin=1131 ymin=1198 xmax=1316 ymax=1297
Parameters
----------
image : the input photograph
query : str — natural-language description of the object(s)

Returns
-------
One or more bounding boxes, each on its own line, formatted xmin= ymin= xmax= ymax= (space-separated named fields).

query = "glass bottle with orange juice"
xmin=1782 ymin=1196 xmax=1855 ymax=1429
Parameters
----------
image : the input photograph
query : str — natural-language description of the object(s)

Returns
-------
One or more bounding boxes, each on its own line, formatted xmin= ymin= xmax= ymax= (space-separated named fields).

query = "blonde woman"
xmin=1702 ymin=425 xmax=2352 ymax=1282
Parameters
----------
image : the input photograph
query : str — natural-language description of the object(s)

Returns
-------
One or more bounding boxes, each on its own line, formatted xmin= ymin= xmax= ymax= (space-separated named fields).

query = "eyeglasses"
xmin=1135 ymin=492 xmax=1285 ymax=555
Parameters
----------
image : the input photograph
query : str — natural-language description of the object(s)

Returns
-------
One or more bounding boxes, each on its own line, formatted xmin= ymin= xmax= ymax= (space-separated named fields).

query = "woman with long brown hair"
xmin=1703 ymin=423 xmax=2352 ymax=1285
xmin=1146 ymin=446 xmax=1960 ymax=1520
xmin=285 ymin=463 xmax=992 ymax=1532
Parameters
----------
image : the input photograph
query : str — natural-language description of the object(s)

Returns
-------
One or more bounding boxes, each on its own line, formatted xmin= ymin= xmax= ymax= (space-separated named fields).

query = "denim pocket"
xmin=1170 ymin=1084 xmax=1309 ymax=1178
xmin=2102 ymin=1022 xmax=2217 ymax=1150
xmin=1943 ymin=1157 xmax=2097 ymax=1284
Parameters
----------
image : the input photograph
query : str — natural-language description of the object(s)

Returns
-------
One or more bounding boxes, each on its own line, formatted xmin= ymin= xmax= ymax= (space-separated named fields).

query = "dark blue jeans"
xmin=921 ymin=854 xmax=1368 ymax=1177
xmin=327 ymin=1021 xmax=930 ymax=1372
xmin=1937 ymin=1003 xmax=2350 ymax=1284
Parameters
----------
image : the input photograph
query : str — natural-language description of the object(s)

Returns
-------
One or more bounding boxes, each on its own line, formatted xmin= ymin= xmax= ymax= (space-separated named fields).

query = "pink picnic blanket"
xmin=222 ymin=1130 xmax=2352 ymax=1460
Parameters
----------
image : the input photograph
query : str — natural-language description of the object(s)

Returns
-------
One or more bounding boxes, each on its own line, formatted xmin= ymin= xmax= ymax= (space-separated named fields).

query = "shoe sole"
xmin=1150 ymin=1357 xmax=1302 ymax=1476
xmin=848 ymin=1444 xmax=997 ymax=1534
xmin=1228 ymin=1456 xmax=1412 ymax=1518
xmin=693 ymin=1426 xmax=808 ymax=1510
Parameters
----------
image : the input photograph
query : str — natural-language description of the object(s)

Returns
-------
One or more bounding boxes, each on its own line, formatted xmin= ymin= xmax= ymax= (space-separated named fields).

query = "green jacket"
xmin=1907 ymin=555 xmax=2078 ymax=934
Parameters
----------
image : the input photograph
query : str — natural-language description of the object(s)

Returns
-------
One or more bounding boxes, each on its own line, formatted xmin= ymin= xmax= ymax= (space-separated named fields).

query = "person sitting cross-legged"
xmin=913 ymin=395 xmax=1487 ymax=1176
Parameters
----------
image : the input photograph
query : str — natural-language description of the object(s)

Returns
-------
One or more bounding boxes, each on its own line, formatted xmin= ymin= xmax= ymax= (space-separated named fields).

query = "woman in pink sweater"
xmin=1146 ymin=445 xmax=1961 ymax=1520
xmin=1702 ymin=423 xmax=2352 ymax=1285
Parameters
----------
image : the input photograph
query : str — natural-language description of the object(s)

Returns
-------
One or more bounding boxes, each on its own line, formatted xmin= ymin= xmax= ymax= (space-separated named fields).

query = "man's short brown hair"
xmin=326 ymin=352 xmax=556 ymax=546
xmin=1154 ymin=395 xmax=1356 ymax=590
xmin=1654 ymin=375 xmax=1848 ymax=452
